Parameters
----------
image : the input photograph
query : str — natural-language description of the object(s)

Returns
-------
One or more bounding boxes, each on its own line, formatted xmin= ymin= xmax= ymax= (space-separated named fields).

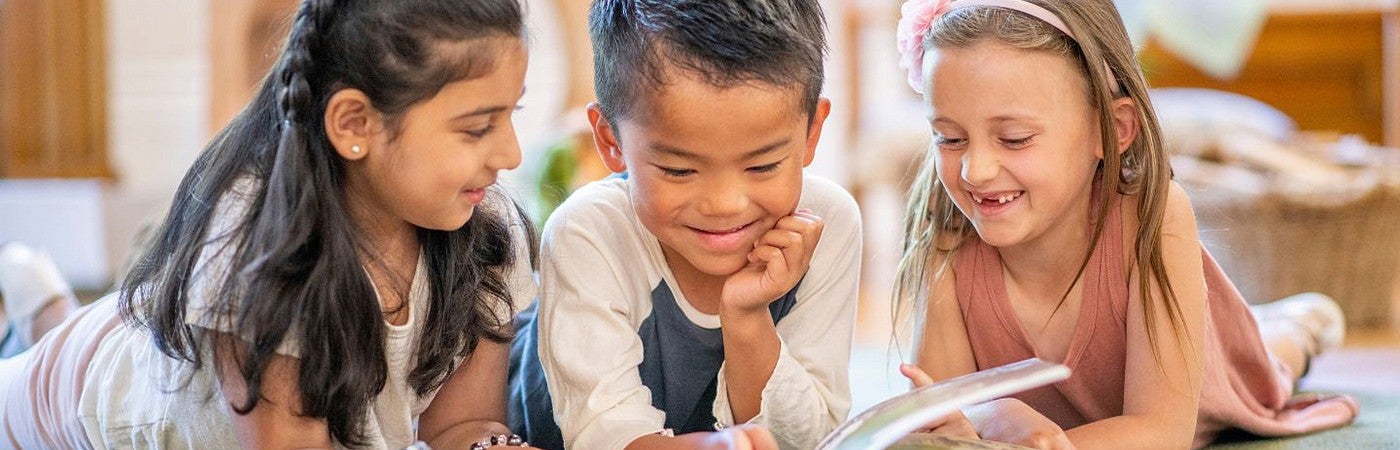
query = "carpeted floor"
xmin=1207 ymin=390 xmax=1399 ymax=449
xmin=1206 ymin=347 xmax=1400 ymax=449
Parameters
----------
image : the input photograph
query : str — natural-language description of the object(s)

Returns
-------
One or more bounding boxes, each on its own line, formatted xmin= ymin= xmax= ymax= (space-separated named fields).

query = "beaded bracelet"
xmin=469 ymin=434 xmax=528 ymax=450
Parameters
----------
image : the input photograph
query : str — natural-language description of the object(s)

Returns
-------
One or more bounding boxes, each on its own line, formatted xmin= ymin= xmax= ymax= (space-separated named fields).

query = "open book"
xmin=816 ymin=358 xmax=1070 ymax=450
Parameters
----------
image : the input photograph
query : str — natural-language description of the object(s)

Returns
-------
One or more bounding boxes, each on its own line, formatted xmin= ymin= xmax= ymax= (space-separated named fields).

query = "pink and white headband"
xmin=897 ymin=0 xmax=1115 ymax=94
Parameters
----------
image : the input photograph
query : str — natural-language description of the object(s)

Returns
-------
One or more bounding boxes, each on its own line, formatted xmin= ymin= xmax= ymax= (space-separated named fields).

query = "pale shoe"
xmin=0 ymin=242 xmax=75 ymax=348
xmin=1250 ymin=292 xmax=1346 ymax=358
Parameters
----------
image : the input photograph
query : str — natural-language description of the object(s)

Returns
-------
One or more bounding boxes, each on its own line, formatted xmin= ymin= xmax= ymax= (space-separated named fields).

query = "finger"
xmin=747 ymin=246 xmax=785 ymax=273
xmin=928 ymin=424 xmax=975 ymax=440
xmin=932 ymin=415 xmax=979 ymax=439
xmin=1054 ymin=434 xmax=1076 ymax=450
xmin=914 ymin=416 xmax=950 ymax=434
xmin=758 ymin=229 xmax=806 ymax=274
xmin=1027 ymin=432 xmax=1071 ymax=450
xmin=789 ymin=210 xmax=824 ymax=242
xmin=899 ymin=363 xmax=936 ymax=388
xmin=726 ymin=428 xmax=752 ymax=450
xmin=778 ymin=211 xmax=823 ymax=240
xmin=756 ymin=229 xmax=803 ymax=251
xmin=736 ymin=424 xmax=779 ymax=450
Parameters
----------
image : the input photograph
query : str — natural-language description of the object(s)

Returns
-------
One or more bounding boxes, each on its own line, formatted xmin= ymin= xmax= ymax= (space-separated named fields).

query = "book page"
xmin=816 ymin=358 xmax=1070 ymax=450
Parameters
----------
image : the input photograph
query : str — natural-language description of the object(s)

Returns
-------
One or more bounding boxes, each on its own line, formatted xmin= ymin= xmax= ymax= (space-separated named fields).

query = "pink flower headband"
xmin=897 ymin=0 xmax=1111 ymax=94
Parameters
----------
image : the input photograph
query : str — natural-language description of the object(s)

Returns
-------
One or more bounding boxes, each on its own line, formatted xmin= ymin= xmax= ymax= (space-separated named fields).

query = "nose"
xmin=695 ymin=175 xmax=748 ymax=217
xmin=488 ymin=125 xmax=523 ymax=171
xmin=960 ymin=141 xmax=999 ymax=187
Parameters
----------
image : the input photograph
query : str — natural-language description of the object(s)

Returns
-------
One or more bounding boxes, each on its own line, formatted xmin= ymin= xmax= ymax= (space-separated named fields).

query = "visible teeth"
xmin=972 ymin=192 xmax=1019 ymax=204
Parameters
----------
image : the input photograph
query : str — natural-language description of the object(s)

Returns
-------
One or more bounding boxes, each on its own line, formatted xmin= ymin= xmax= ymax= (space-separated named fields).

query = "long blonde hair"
xmin=893 ymin=0 xmax=1189 ymax=365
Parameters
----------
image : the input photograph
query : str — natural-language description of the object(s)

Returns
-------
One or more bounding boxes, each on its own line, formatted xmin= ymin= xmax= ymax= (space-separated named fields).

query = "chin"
xmin=421 ymin=211 xmax=475 ymax=232
xmin=970 ymin=224 xmax=1022 ymax=248
xmin=687 ymin=252 xmax=751 ymax=277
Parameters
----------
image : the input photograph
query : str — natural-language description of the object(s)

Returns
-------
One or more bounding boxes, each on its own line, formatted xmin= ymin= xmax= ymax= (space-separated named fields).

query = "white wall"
xmin=100 ymin=0 xmax=211 ymax=287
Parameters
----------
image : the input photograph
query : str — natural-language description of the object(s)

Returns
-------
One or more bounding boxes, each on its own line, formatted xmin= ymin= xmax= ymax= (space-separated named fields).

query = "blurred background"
xmin=1 ymin=0 xmax=1397 ymax=446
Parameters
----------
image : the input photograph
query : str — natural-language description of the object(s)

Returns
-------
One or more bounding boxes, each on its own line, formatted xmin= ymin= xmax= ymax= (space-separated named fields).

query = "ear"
xmin=801 ymin=98 xmax=832 ymax=167
xmin=1100 ymin=97 xmax=1139 ymax=158
xmin=324 ymin=88 xmax=382 ymax=161
xmin=587 ymin=102 xmax=628 ymax=173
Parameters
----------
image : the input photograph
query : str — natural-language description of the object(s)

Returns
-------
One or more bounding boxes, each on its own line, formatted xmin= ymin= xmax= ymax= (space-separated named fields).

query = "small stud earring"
xmin=351 ymin=144 xmax=362 ymax=154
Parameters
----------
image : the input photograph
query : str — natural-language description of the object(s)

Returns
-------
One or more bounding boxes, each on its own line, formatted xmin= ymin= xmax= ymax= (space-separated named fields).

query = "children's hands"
xmin=701 ymin=424 xmax=780 ymax=450
xmin=902 ymin=365 xmax=1073 ymax=449
xmin=899 ymin=364 xmax=979 ymax=439
xmin=720 ymin=209 xmax=824 ymax=314
xmin=972 ymin=398 xmax=1076 ymax=450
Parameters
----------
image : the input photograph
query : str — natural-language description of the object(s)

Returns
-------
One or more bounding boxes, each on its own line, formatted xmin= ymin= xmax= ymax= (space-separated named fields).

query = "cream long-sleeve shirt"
xmin=536 ymin=175 xmax=861 ymax=450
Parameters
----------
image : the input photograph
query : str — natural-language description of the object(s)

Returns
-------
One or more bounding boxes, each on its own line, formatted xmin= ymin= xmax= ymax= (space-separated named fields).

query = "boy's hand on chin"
xmin=720 ymin=209 xmax=824 ymax=315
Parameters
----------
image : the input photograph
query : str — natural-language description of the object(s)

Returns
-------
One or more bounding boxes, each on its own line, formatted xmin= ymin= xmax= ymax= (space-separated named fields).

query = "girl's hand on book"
xmin=970 ymin=398 xmax=1075 ymax=450
xmin=721 ymin=209 xmax=823 ymax=314
xmin=899 ymin=364 xmax=979 ymax=439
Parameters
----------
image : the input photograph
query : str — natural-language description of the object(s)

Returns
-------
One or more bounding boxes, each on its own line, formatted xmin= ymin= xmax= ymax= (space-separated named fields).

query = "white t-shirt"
xmin=537 ymin=175 xmax=862 ymax=450
xmin=77 ymin=178 xmax=536 ymax=449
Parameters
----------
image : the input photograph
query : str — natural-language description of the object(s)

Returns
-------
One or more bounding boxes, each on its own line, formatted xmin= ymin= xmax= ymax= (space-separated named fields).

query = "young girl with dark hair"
xmin=0 ymin=1 xmax=540 ymax=448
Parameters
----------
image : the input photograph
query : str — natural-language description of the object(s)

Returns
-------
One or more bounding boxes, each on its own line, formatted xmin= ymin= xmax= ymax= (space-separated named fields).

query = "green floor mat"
xmin=1207 ymin=391 xmax=1399 ymax=449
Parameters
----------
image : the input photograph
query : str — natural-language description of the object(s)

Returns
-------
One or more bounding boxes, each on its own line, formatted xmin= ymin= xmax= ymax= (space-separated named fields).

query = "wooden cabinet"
xmin=1141 ymin=4 xmax=1399 ymax=148
xmin=0 ymin=0 xmax=111 ymax=178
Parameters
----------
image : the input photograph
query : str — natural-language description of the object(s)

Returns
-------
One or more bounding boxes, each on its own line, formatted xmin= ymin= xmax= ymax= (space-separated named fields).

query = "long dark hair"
xmin=118 ymin=0 xmax=526 ymax=446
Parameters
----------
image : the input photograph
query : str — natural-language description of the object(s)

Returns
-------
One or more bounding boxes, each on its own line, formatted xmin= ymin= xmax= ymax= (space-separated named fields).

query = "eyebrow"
xmin=650 ymin=138 xmax=793 ymax=161
xmin=930 ymin=115 xmax=1039 ymax=125
xmin=450 ymin=87 xmax=527 ymax=121
xmin=452 ymin=105 xmax=510 ymax=121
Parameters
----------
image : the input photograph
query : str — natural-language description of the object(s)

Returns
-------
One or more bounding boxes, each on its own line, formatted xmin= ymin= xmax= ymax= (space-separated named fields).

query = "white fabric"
xmin=537 ymin=176 xmax=861 ymax=450
xmin=0 ymin=243 xmax=75 ymax=348
xmin=1115 ymin=0 xmax=1269 ymax=80
xmin=76 ymin=178 xmax=536 ymax=449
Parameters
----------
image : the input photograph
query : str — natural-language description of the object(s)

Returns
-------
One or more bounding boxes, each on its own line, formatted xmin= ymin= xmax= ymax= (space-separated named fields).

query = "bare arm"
xmin=1064 ymin=182 xmax=1207 ymax=449
xmin=213 ymin=334 xmax=334 ymax=449
xmin=905 ymin=260 xmax=984 ymax=440
xmin=418 ymin=336 xmax=517 ymax=449
xmin=913 ymin=257 xmax=977 ymax=382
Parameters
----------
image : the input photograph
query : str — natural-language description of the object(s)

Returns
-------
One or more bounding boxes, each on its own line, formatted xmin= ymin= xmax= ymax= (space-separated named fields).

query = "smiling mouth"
xmin=687 ymin=220 xmax=759 ymax=252
xmin=970 ymin=191 xmax=1023 ymax=205
xmin=690 ymin=223 xmax=752 ymax=235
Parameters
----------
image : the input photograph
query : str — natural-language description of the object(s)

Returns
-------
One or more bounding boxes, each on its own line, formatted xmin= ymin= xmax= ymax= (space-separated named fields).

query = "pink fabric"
xmin=1 ymin=297 xmax=122 ymax=449
xmin=953 ymin=195 xmax=1357 ymax=448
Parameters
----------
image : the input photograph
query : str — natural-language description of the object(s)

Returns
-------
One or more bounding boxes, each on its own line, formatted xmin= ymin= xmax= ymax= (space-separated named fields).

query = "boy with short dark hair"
xmin=510 ymin=1 xmax=860 ymax=449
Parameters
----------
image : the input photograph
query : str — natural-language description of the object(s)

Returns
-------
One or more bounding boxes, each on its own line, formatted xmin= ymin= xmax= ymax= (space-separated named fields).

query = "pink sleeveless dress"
xmin=953 ymin=195 xmax=1358 ymax=448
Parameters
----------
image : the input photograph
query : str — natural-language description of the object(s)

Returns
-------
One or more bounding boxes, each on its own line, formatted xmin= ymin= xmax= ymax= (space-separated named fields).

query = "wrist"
xmin=468 ymin=434 xmax=527 ymax=450
xmin=718 ymin=301 xmax=773 ymax=322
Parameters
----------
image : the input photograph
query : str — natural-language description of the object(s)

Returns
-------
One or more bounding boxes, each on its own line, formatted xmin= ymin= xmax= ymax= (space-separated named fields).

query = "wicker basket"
xmin=1180 ymin=159 xmax=1400 ymax=327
